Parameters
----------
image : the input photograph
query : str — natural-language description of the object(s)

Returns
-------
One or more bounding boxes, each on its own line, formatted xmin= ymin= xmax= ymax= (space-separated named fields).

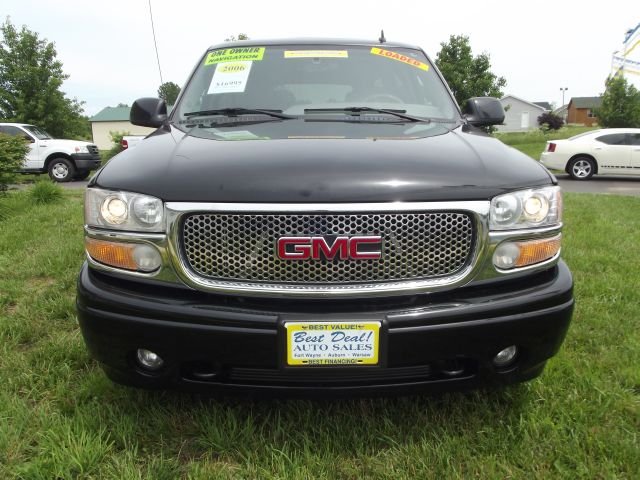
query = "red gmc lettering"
xmin=277 ymin=236 xmax=382 ymax=260
xmin=312 ymin=237 xmax=349 ymax=260
xmin=349 ymin=236 xmax=383 ymax=259
xmin=277 ymin=237 xmax=312 ymax=259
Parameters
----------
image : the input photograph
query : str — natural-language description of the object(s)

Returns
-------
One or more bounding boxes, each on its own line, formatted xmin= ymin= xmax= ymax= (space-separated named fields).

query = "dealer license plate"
xmin=285 ymin=321 xmax=380 ymax=366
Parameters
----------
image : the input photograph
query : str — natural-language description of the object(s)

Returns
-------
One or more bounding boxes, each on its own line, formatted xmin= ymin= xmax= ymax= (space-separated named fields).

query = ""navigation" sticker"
xmin=370 ymin=47 xmax=429 ymax=71
xmin=205 ymin=47 xmax=265 ymax=65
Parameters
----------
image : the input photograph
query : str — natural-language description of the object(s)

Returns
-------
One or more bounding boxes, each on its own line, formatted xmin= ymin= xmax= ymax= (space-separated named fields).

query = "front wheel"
xmin=47 ymin=158 xmax=76 ymax=182
xmin=567 ymin=156 xmax=595 ymax=180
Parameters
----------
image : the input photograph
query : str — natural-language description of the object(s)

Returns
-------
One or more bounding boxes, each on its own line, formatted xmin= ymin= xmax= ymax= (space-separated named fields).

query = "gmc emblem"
xmin=277 ymin=236 xmax=382 ymax=260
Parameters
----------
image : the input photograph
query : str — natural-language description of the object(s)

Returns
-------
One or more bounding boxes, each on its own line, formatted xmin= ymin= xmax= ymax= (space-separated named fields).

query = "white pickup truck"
xmin=121 ymin=135 xmax=145 ymax=150
xmin=0 ymin=123 xmax=102 ymax=182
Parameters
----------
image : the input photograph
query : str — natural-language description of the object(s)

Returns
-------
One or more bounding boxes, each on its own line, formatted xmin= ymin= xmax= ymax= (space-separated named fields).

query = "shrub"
xmin=28 ymin=179 xmax=63 ymax=204
xmin=0 ymin=132 xmax=29 ymax=193
xmin=538 ymin=111 xmax=564 ymax=131
xmin=103 ymin=130 xmax=130 ymax=162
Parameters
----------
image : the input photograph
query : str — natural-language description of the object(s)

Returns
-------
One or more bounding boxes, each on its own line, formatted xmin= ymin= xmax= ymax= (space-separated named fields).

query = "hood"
xmin=93 ymin=120 xmax=553 ymax=203
xmin=49 ymin=139 xmax=95 ymax=147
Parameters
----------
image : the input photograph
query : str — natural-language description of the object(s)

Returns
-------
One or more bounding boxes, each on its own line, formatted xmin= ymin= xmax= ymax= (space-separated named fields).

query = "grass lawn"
xmin=495 ymin=126 xmax=597 ymax=161
xmin=0 ymin=189 xmax=638 ymax=479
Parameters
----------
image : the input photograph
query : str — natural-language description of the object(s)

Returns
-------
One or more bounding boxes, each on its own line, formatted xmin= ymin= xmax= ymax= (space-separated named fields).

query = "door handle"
xmin=39 ymin=144 xmax=47 ymax=147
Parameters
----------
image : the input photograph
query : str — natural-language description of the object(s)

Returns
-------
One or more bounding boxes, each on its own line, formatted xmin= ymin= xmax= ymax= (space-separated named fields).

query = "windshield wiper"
xmin=303 ymin=107 xmax=428 ymax=123
xmin=184 ymin=108 xmax=296 ymax=120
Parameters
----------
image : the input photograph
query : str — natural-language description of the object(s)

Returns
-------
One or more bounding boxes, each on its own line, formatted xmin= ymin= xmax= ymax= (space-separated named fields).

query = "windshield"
xmin=173 ymin=44 xmax=459 ymax=126
xmin=24 ymin=125 xmax=52 ymax=140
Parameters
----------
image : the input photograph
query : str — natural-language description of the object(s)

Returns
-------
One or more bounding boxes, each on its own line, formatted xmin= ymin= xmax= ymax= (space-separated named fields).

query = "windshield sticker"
xmin=208 ymin=61 xmax=253 ymax=94
xmin=205 ymin=47 xmax=265 ymax=65
xmin=370 ymin=47 xmax=429 ymax=71
xmin=211 ymin=130 xmax=269 ymax=141
xmin=284 ymin=50 xmax=349 ymax=59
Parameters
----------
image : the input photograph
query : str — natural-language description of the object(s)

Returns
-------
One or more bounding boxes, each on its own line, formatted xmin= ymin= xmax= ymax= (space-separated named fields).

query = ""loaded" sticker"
xmin=370 ymin=47 xmax=429 ymax=71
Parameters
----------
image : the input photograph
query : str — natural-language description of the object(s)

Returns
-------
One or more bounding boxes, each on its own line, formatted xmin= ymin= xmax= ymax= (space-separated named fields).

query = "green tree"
xmin=435 ymin=35 xmax=506 ymax=107
xmin=224 ymin=33 xmax=249 ymax=42
xmin=0 ymin=132 xmax=28 ymax=193
xmin=157 ymin=81 xmax=180 ymax=105
xmin=0 ymin=19 xmax=89 ymax=139
xmin=595 ymin=76 xmax=640 ymax=128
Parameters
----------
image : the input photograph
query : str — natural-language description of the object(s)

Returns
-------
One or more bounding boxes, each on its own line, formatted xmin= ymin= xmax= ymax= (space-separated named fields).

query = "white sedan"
xmin=540 ymin=128 xmax=640 ymax=180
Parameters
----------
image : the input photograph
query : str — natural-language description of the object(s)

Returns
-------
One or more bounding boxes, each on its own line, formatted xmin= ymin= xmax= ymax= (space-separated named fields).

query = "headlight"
xmin=85 ymin=188 xmax=164 ymax=232
xmin=490 ymin=186 xmax=561 ymax=230
xmin=75 ymin=145 xmax=89 ymax=154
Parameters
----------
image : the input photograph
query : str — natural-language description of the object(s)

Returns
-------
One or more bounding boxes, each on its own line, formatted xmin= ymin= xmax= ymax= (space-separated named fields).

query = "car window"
xmin=595 ymin=133 xmax=628 ymax=145
xmin=0 ymin=125 xmax=26 ymax=136
xmin=629 ymin=133 xmax=640 ymax=146
xmin=23 ymin=125 xmax=52 ymax=140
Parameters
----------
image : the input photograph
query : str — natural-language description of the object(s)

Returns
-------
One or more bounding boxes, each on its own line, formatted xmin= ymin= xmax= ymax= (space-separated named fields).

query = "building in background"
xmin=554 ymin=104 xmax=568 ymax=122
xmin=567 ymin=97 xmax=602 ymax=126
xmin=89 ymin=106 xmax=154 ymax=150
xmin=496 ymin=95 xmax=549 ymax=132
xmin=533 ymin=102 xmax=552 ymax=110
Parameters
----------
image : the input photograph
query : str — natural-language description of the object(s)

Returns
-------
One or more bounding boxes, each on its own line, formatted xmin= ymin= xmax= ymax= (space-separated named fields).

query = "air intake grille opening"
xmin=180 ymin=212 xmax=475 ymax=285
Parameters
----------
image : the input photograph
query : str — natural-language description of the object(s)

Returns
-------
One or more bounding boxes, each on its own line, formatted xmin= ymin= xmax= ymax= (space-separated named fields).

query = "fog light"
xmin=136 ymin=348 xmax=164 ymax=370
xmin=493 ymin=345 xmax=518 ymax=367
xmin=493 ymin=242 xmax=521 ymax=269
xmin=132 ymin=244 xmax=162 ymax=272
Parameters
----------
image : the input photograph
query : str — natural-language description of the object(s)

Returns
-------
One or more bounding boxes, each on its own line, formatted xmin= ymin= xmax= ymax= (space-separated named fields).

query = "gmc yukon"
xmin=77 ymin=39 xmax=574 ymax=396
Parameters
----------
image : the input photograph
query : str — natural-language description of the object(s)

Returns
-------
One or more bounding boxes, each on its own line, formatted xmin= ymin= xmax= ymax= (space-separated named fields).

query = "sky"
xmin=4 ymin=0 xmax=639 ymax=116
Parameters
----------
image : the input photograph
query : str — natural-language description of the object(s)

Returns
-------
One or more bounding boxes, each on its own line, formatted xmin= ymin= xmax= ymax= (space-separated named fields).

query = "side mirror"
xmin=463 ymin=97 xmax=505 ymax=127
xmin=130 ymin=97 xmax=168 ymax=128
xmin=23 ymin=134 xmax=35 ymax=143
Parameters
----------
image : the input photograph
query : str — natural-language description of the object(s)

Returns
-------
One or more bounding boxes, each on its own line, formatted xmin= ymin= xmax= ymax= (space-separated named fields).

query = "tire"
xmin=47 ymin=158 xmax=76 ymax=182
xmin=567 ymin=156 xmax=595 ymax=180
xmin=73 ymin=171 xmax=91 ymax=181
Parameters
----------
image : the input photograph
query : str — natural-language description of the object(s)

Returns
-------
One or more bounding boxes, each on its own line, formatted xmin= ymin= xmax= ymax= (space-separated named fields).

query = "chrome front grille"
xmin=87 ymin=145 xmax=99 ymax=155
xmin=180 ymin=212 xmax=475 ymax=285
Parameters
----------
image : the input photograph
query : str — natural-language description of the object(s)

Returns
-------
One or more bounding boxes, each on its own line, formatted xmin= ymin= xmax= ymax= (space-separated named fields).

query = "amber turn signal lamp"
xmin=515 ymin=235 xmax=562 ymax=267
xmin=85 ymin=238 xmax=140 ymax=271
xmin=493 ymin=235 xmax=561 ymax=269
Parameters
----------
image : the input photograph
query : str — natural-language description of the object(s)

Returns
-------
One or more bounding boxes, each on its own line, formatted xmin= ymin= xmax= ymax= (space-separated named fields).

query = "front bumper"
xmin=71 ymin=153 xmax=102 ymax=171
xmin=77 ymin=261 xmax=574 ymax=397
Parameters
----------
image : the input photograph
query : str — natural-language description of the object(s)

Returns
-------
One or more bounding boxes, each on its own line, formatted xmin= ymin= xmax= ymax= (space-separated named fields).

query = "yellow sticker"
xmin=284 ymin=50 xmax=349 ymax=59
xmin=205 ymin=47 xmax=265 ymax=65
xmin=285 ymin=321 xmax=380 ymax=366
xmin=370 ymin=47 xmax=429 ymax=71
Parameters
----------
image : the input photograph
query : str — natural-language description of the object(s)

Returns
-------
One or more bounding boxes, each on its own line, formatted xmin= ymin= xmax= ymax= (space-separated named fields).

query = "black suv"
xmin=77 ymin=39 xmax=573 ymax=396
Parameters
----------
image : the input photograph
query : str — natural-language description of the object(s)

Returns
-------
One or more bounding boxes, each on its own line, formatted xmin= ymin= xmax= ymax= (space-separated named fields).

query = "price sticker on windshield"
xmin=208 ymin=61 xmax=252 ymax=94
xmin=370 ymin=47 xmax=429 ymax=71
